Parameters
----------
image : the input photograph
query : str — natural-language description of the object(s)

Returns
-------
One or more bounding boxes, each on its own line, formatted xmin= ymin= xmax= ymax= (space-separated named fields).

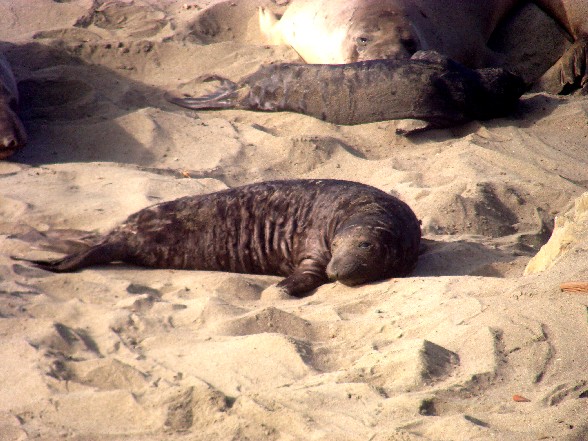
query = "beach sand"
xmin=1 ymin=1 xmax=588 ymax=439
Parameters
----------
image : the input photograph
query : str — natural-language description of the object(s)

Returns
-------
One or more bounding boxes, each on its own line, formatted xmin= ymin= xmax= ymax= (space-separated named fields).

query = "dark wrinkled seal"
xmin=14 ymin=179 xmax=421 ymax=297
xmin=166 ymin=51 xmax=525 ymax=132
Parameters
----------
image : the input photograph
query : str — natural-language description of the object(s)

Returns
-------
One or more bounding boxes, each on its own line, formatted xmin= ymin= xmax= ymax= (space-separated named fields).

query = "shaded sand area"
xmin=1 ymin=1 xmax=588 ymax=439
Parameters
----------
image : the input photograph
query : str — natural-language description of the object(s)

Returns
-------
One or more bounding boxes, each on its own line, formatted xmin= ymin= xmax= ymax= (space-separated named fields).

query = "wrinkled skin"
xmin=15 ymin=180 xmax=421 ymax=298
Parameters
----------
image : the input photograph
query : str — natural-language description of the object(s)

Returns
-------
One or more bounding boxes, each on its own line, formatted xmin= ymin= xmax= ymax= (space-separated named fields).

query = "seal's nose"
xmin=326 ymin=264 xmax=338 ymax=282
xmin=1 ymin=135 xmax=17 ymax=149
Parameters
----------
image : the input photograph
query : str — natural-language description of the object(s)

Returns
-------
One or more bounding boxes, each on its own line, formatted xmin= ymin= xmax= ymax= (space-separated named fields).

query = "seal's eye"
xmin=356 ymin=36 xmax=369 ymax=46
xmin=358 ymin=241 xmax=372 ymax=249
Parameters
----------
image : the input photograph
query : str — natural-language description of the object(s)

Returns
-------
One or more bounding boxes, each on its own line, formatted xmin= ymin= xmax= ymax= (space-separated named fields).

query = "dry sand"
xmin=1 ymin=1 xmax=588 ymax=440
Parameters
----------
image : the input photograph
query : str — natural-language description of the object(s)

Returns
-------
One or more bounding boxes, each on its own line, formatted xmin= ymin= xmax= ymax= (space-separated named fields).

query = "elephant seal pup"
xmin=259 ymin=0 xmax=588 ymax=92
xmin=0 ymin=53 xmax=26 ymax=159
xmin=14 ymin=179 xmax=422 ymax=298
xmin=166 ymin=51 xmax=525 ymax=132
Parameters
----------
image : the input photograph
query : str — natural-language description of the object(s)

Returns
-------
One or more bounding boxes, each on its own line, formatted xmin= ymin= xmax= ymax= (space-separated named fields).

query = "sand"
xmin=1 ymin=1 xmax=588 ymax=440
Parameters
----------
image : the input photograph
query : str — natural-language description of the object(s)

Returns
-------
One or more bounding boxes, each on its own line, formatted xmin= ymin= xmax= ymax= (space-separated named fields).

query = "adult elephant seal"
xmin=0 ymin=53 xmax=26 ymax=159
xmin=13 ymin=179 xmax=422 ymax=298
xmin=166 ymin=51 xmax=525 ymax=133
xmin=259 ymin=0 xmax=420 ymax=64
xmin=260 ymin=0 xmax=588 ymax=92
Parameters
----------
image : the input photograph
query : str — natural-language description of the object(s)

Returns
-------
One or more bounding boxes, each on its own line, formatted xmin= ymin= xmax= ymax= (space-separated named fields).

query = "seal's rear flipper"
xmin=165 ymin=75 xmax=239 ymax=110
xmin=11 ymin=243 xmax=122 ymax=273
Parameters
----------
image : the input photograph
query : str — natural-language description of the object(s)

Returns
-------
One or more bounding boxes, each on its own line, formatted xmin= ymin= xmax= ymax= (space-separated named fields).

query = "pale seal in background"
xmin=259 ymin=0 xmax=588 ymax=92
xmin=259 ymin=0 xmax=421 ymax=64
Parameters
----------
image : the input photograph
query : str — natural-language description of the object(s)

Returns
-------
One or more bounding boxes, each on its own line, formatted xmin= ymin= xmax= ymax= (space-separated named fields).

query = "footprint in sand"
xmin=184 ymin=1 xmax=264 ymax=43
xmin=0 ymin=413 xmax=28 ymax=441
xmin=542 ymin=380 xmax=588 ymax=406
xmin=32 ymin=27 xmax=102 ymax=42
xmin=215 ymin=306 xmax=315 ymax=341
xmin=0 ymin=195 xmax=29 ymax=226
xmin=32 ymin=322 xmax=102 ymax=358
xmin=339 ymin=339 xmax=460 ymax=394
xmin=276 ymin=136 xmax=366 ymax=175
xmin=66 ymin=358 xmax=149 ymax=391
xmin=76 ymin=2 xmax=169 ymax=39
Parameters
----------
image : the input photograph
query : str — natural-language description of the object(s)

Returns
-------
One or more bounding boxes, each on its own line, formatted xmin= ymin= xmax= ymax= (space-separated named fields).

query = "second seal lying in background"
xmin=166 ymin=51 xmax=525 ymax=134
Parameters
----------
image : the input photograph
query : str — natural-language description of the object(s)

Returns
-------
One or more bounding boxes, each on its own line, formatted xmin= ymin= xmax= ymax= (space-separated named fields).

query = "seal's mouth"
xmin=0 ymin=111 xmax=28 ymax=159
xmin=0 ymin=146 xmax=19 ymax=159
xmin=326 ymin=266 xmax=370 ymax=286
xmin=326 ymin=260 xmax=342 ymax=282
xmin=337 ymin=277 xmax=369 ymax=287
xmin=327 ymin=256 xmax=374 ymax=285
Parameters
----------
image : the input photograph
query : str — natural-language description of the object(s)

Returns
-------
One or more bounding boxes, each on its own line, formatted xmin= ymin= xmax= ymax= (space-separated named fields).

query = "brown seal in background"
xmin=14 ymin=179 xmax=422 ymax=298
xmin=166 ymin=51 xmax=525 ymax=134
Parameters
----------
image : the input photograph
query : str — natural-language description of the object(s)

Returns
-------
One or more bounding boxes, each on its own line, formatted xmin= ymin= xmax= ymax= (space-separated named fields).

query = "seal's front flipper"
xmin=273 ymin=270 xmax=329 ymax=298
xmin=560 ymin=37 xmax=588 ymax=91
xmin=537 ymin=37 xmax=588 ymax=94
xmin=165 ymin=75 xmax=239 ymax=110
xmin=260 ymin=271 xmax=325 ymax=300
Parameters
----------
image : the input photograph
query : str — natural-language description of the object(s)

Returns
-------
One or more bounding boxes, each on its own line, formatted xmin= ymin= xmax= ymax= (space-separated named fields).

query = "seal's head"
xmin=0 ymin=105 xmax=26 ymax=159
xmin=0 ymin=55 xmax=26 ymax=159
xmin=345 ymin=4 xmax=420 ymax=62
xmin=327 ymin=222 xmax=416 ymax=286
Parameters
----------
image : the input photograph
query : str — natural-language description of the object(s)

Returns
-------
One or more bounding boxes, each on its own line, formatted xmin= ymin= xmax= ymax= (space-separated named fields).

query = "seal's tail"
xmin=165 ymin=75 xmax=239 ymax=110
xmin=12 ymin=243 xmax=123 ymax=273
